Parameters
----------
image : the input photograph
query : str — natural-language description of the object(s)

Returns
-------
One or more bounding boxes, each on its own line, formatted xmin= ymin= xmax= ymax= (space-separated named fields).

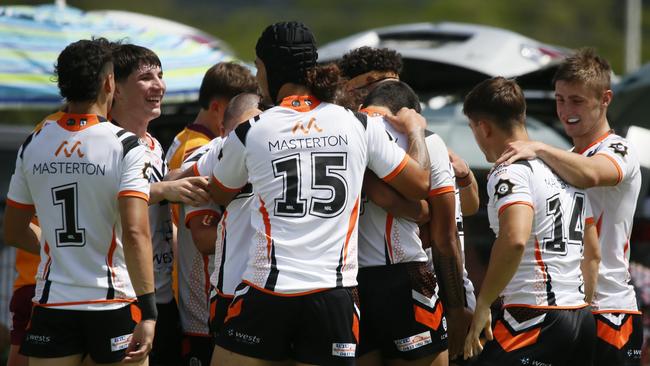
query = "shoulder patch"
xmin=608 ymin=142 xmax=628 ymax=157
xmin=352 ymin=111 xmax=368 ymax=129
xmin=424 ymin=129 xmax=434 ymax=137
xmin=185 ymin=151 xmax=205 ymax=164
xmin=494 ymin=178 xmax=515 ymax=200
xmin=234 ymin=120 xmax=252 ymax=146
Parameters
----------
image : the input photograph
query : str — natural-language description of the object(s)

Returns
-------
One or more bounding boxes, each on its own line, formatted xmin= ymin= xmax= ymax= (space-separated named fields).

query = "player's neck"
xmin=493 ymin=128 xmax=529 ymax=163
xmin=193 ymin=109 xmax=221 ymax=137
xmin=110 ymin=108 xmax=149 ymax=138
xmin=275 ymin=83 xmax=313 ymax=103
xmin=66 ymin=101 xmax=107 ymax=117
xmin=572 ymin=118 xmax=611 ymax=153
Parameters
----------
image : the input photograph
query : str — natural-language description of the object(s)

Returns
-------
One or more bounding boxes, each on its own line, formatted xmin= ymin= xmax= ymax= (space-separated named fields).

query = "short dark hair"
xmin=198 ymin=62 xmax=257 ymax=110
xmin=361 ymin=80 xmax=421 ymax=115
xmin=113 ymin=44 xmax=161 ymax=82
xmin=223 ymin=92 xmax=260 ymax=131
xmin=338 ymin=46 xmax=403 ymax=78
xmin=54 ymin=38 xmax=114 ymax=103
xmin=463 ymin=77 xmax=526 ymax=131
xmin=553 ymin=47 xmax=611 ymax=96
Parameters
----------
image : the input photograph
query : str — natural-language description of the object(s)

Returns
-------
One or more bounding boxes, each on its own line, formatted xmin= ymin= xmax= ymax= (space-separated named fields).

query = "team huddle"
xmin=3 ymin=20 xmax=643 ymax=366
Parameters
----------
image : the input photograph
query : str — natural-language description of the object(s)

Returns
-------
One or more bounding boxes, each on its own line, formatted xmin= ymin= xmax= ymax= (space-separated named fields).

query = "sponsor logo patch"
xmin=394 ymin=330 xmax=432 ymax=352
xmin=331 ymin=342 xmax=356 ymax=357
xmin=110 ymin=334 xmax=132 ymax=352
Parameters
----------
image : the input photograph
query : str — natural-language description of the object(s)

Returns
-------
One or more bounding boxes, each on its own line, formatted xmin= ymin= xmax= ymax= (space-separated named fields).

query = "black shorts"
xmin=20 ymin=304 xmax=139 ymax=364
xmin=181 ymin=334 xmax=212 ymax=366
xmin=357 ymin=262 xmax=448 ymax=360
xmin=215 ymin=283 xmax=359 ymax=365
xmin=150 ymin=300 xmax=182 ymax=366
xmin=9 ymin=285 xmax=35 ymax=345
xmin=477 ymin=305 xmax=595 ymax=366
xmin=209 ymin=292 xmax=233 ymax=338
xmin=593 ymin=312 xmax=643 ymax=366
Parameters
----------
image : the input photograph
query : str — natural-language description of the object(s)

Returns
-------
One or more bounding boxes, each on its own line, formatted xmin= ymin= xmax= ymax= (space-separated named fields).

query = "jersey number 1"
xmin=52 ymin=183 xmax=86 ymax=247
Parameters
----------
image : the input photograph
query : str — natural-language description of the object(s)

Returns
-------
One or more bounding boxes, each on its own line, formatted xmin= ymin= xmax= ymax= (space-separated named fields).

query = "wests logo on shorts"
xmin=26 ymin=334 xmax=51 ymax=344
xmin=331 ymin=342 xmax=356 ymax=357
xmin=394 ymin=330 xmax=432 ymax=352
xmin=110 ymin=333 xmax=132 ymax=352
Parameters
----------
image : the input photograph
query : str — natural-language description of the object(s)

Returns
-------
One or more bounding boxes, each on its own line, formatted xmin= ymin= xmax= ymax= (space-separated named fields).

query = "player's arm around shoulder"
xmin=211 ymin=128 xmax=249 ymax=206
xmin=496 ymin=140 xmax=621 ymax=188
xmin=372 ymin=108 xmax=430 ymax=200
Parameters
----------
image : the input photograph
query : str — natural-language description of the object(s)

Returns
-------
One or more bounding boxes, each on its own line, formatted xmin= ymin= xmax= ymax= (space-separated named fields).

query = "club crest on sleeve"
xmin=141 ymin=161 xmax=153 ymax=180
xmin=494 ymin=178 xmax=515 ymax=200
xmin=608 ymin=142 xmax=628 ymax=157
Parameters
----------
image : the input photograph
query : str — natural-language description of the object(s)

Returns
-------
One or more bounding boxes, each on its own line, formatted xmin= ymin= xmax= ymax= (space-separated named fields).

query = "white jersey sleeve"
xmin=213 ymin=129 xmax=248 ymax=191
xmin=425 ymin=133 xmax=455 ymax=196
xmin=365 ymin=116 xmax=408 ymax=181
xmin=192 ymin=138 xmax=224 ymax=177
xmin=593 ymin=135 xmax=634 ymax=184
xmin=487 ymin=162 xmax=533 ymax=216
xmin=118 ymin=141 xmax=150 ymax=200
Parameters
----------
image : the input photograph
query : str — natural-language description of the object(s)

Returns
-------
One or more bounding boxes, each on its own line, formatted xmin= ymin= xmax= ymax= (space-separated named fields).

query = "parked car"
xmin=318 ymin=21 xmax=570 ymax=126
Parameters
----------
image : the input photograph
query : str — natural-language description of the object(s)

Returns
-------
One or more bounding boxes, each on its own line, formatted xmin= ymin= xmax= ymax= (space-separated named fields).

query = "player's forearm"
xmin=148 ymin=181 xmax=167 ymax=205
xmin=365 ymin=171 xmax=428 ymax=223
xmin=457 ymin=171 xmax=479 ymax=216
xmin=476 ymin=236 xmax=524 ymax=308
xmin=5 ymin=226 xmax=40 ymax=255
xmin=536 ymin=143 xmax=606 ymax=189
xmin=429 ymin=194 xmax=465 ymax=309
xmin=405 ymin=127 xmax=430 ymax=172
xmin=119 ymin=198 xmax=155 ymax=296
xmin=581 ymin=224 xmax=600 ymax=304
xmin=3 ymin=208 xmax=40 ymax=255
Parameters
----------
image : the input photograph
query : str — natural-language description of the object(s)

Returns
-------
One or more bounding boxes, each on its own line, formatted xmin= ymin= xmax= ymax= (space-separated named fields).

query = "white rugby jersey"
xmin=142 ymin=133 xmax=174 ymax=304
xmin=358 ymin=114 xmax=454 ymax=267
xmin=191 ymin=139 xmax=254 ymax=297
xmin=7 ymin=113 xmax=150 ymax=310
xmin=487 ymin=159 xmax=592 ymax=308
xmin=176 ymin=138 xmax=222 ymax=335
xmin=577 ymin=131 xmax=641 ymax=312
xmin=212 ymin=96 xmax=408 ymax=294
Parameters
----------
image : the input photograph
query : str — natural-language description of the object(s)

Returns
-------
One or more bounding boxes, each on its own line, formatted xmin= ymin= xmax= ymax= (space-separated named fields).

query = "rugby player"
xmin=4 ymin=38 xmax=156 ymax=366
xmin=165 ymin=62 xmax=256 ymax=366
xmin=356 ymin=80 xmax=458 ymax=366
xmin=462 ymin=77 xmax=600 ymax=366
xmin=495 ymin=47 xmax=643 ymax=366
xmin=209 ymin=21 xmax=430 ymax=366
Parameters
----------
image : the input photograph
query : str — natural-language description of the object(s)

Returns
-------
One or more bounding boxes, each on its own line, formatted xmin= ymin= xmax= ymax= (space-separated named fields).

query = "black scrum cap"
xmin=255 ymin=21 xmax=318 ymax=103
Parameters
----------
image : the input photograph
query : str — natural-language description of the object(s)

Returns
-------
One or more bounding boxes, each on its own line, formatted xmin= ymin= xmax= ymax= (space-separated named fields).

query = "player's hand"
xmin=446 ymin=307 xmax=473 ymax=359
xmin=123 ymin=319 xmax=155 ymax=363
xmin=164 ymin=176 xmax=210 ymax=206
xmin=494 ymin=140 xmax=543 ymax=166
xmin=464 ymin=303 xmax=492 ymax=360
xmin=384 ymin=107 xmax=426 ymax=133
xmin=449 ymin=149 xmax=470 ymax=178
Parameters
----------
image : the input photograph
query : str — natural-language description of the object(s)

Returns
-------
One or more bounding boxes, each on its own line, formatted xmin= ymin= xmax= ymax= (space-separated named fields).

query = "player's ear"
xmin=104 ymin=73 xmax=115 ymax=95
xmin=602 ymin=89 xmax=613 ymax=108
xmin=478 ymin=119 xmax=492 ymax=138
xmin=209 ymin=100 xmax=220 ymax=112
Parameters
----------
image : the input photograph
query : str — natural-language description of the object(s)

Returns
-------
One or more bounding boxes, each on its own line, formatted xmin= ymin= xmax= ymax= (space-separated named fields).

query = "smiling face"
xmin=115 ymin=62 xmax=166 ymax=122
xmin=554 ymin=80 xmax=611 ymax=143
